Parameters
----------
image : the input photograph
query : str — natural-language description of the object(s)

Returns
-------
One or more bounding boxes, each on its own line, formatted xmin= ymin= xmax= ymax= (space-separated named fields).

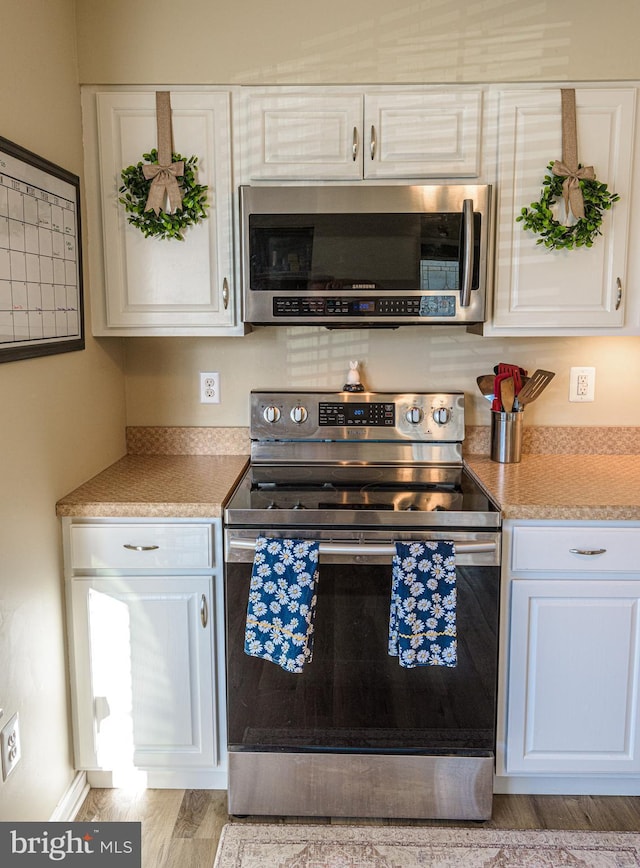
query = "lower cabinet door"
xmin=506 ymin=578 xmax=640 ymax=774
xmin=71 ymin=576 xmax=215 ymax=771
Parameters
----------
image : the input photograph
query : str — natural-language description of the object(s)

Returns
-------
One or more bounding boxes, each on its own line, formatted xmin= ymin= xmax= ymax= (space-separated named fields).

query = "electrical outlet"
xmin=200 ymin=372 xmax=221 ymax=404
xmin=1 ymin=712 xmax=21 ymax=781
xmin=569 ymin=366 xmax=596 ymax=402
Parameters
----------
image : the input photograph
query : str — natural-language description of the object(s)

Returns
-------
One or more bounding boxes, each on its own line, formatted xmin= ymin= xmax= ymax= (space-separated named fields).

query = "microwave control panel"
xmin=273 ymin=296 xmax=457 ymax=318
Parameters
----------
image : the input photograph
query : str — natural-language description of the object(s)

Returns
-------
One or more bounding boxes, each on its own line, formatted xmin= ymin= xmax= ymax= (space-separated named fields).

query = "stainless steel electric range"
xmin=224 ymin=391 xmax=501 ymax=820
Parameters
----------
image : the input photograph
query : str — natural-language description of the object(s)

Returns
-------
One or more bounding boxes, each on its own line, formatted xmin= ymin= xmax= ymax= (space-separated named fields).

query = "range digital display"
xmin=319 ymin=402 xmax=395 ymax=426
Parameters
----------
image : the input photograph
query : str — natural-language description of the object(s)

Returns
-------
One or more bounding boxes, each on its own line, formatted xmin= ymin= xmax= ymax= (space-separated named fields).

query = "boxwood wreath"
xmin=119 ymin=149 xmax=209 ymax=241
xmin=516 ymin=161 xmax=619 ymax=251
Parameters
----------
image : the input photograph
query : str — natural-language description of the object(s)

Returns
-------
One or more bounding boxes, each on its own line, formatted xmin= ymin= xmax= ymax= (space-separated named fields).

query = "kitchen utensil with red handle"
xmin=496 ymin=363 xmax=524 ymax=396
xmin=492 ymin=372 xmax=510 ymax=412
xmin=494 ymin=363 xmax=528 ymax=376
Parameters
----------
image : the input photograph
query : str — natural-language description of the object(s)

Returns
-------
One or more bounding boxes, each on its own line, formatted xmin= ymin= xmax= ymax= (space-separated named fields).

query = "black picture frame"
xmin=0 ymin=135 xmax=84 ymax=363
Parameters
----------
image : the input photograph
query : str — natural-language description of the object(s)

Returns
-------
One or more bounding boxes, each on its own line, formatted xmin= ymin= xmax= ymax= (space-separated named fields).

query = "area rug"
xmin=213 ymin=823 xmax=640 ymax=867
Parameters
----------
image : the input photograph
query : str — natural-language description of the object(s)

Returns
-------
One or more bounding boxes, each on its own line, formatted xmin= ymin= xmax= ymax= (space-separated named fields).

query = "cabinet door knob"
xmin=370 ymin=125 xmax=377 ymax=160
xmin=201 ymin=594 xmax=209 ymax=628
xmin=616 ymin=277 xmax=623 ymax=310
xmin=352 ymin=126 xmax=359 ymax=162
xmin=569 ymin=548 xmax=607 ymax=556
xmin=123 ymin=544 xmax=159 ymax=552
xmin=223 ymin=277 xmax=229 ymax=310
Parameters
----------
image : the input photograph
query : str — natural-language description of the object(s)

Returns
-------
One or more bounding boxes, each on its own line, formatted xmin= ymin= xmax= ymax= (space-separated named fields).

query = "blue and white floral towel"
xmin=244 ymin=537 xmax=320 ymax=673
xmin=389 ymin=541 xmax=457 ymax=668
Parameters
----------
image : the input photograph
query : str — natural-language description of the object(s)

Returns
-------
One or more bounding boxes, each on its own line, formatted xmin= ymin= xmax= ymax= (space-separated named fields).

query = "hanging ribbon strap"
xmin=551 ymin=89 xmax=595 ymax=223
xmin=143 ymin=91 xmax=184 ymax=215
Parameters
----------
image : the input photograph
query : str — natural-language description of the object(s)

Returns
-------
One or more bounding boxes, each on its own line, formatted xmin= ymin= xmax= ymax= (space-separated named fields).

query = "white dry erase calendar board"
xmin=0 ymin=136 xmax=84 ymax=363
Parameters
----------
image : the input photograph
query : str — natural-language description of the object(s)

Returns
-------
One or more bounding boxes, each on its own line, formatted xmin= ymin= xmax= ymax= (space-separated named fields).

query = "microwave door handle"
xmin=460 ymin=198 xmax=474 ymax=308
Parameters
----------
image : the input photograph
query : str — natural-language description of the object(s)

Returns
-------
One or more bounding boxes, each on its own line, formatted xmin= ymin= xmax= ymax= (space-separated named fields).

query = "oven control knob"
xmin=432 ymin=407 xmax=451 ymax=425
xmin=263 ymin=405 xmax=281 ymax=424
xmin=405 ymin=406 xmax=423 ymax=424
xmin=290 ymin=405 xmax=308 ymax=424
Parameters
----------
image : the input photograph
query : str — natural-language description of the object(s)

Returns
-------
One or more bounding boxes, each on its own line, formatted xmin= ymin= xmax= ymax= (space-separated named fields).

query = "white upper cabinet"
xmin=83 ymin=89 xmax=243 ymax=336
xmin=237 ymin=91 xmax=363 ymax=181
xmin=236 ymin=87 xmax=483 ymax=181
xmin=488 ymin=88 xmax=636 ymax=335
xmin=363 ymin=91 xmax=482 ymax=179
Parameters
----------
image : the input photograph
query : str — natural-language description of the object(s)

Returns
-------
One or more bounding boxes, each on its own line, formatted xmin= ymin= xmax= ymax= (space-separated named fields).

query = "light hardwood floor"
xmin=75 ymin=788 xmax=640 ymax=868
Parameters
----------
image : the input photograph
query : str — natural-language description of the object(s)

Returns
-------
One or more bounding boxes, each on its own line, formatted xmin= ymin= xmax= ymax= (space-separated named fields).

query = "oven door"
xmin=224 ymin=529 xmax=500 ymax=758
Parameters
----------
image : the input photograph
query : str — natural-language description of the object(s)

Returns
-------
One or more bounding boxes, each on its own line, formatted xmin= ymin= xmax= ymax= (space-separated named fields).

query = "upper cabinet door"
xmin=237 ymin=87 xmax=483 ymax=182
xmin=491 ymin=88 xmax=636 ymax=333
xmin=363 ymin=91 xmax=482 ymax=179
xmin=93 ymin=90 xmax=240 ymax=334
xmin=239 ymin=90 xmax=364 ymax=181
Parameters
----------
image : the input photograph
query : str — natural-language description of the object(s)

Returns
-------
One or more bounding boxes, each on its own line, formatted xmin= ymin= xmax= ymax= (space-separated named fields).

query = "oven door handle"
xmin=227 ymin=537 xmax=497 ymax=556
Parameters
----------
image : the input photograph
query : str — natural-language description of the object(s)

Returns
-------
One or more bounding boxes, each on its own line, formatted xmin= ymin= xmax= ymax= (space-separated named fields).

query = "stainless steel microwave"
xmin=240 ymin=184 xmax=492 ymax=327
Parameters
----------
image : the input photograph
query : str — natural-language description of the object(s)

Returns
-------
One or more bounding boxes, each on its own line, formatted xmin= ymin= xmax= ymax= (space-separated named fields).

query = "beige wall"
xmin=123 ymin=332 xmax=640 ymax=429
xmin=0 ymin=0 xmax=126 ymax=821
xmin=76 ymin=0 xmax=640 ymax=85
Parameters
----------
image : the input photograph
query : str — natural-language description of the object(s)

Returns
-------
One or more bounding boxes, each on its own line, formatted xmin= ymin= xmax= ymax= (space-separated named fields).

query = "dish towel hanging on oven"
xmin=244 ymin=536 xmax=320 ymax=673
xmin=389 ymin=541 xmax=457 ymax=668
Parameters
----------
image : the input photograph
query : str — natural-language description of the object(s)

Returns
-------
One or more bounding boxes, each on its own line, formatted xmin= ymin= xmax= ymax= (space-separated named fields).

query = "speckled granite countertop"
xmin=466 ymin=454 xmax=640 ymax=521
xmin=56 ymin=427 xmax=250 ymax=518
xmin=464 ymin=424 xmax=640 ymax=521
xmin=55 ymin=454 xmax=249 ymax=518
xmin=55 ymin=425 xmax=640 ymax=522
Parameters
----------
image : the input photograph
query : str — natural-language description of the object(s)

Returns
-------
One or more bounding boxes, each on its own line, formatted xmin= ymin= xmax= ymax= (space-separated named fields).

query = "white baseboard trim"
xmin=494 ymin=774 xmax=640 ymax=796
xmin=86 ymin=768 xmax=228 ymax=789
xmin=49 ymin=771 xmax=90 ymax=821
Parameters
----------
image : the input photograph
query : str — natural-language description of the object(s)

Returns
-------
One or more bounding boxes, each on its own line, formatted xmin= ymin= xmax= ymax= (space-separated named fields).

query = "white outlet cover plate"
xmin=200 ymin=372 xmax=220 ymax=404
xmin=569 ymin=366 xmax=596 ymax=402
xmin=1 ymin=711 xmax=21 ymax=780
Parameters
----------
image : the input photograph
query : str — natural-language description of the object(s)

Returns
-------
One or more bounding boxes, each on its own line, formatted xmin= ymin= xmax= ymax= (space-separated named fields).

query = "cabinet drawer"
xmin=70 ymin=524 xmax=212 ymax=570
xmin=512 ymin=526 xmax=640 ymax=573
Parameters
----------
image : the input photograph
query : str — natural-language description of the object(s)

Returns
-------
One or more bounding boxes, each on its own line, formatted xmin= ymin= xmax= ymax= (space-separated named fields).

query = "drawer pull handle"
xmin=569 ymin=548 xmax=607 ymax=556
xmin=123 ymin=544 xmax=160 ymax=552
xmin=201 ymin=594 xmax=209 ymax=629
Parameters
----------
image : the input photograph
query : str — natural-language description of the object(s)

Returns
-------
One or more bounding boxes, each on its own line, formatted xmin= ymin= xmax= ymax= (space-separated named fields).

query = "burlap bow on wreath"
xmin=142 ymin=92 xmax=184 ymax=215
xmin=118 ymin=91 xmax=209 ymax=241
xmin=516 ymin=88 xmax=619 ymax=250
xmin=550 ymin=89 xmax=595 ymax=223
